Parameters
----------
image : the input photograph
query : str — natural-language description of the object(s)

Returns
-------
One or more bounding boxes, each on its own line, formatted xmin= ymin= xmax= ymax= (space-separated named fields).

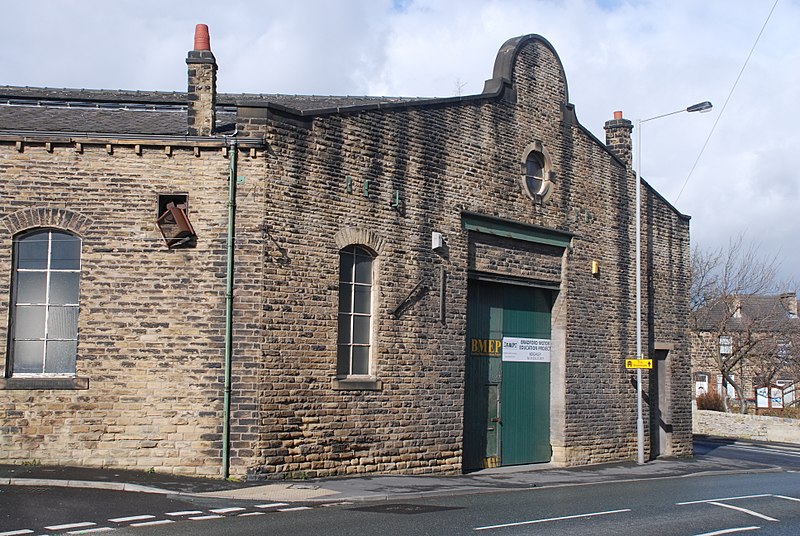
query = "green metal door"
xmin=464 ymin=280 xmax=553 ymax=470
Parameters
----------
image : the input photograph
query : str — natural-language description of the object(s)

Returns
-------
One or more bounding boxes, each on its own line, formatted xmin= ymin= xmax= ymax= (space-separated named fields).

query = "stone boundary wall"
xmin=693 ymin=409 xmax=800 ymax=445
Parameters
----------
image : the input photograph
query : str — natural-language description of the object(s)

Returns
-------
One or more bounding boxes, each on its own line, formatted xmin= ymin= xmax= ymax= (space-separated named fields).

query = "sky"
xmin=2 ymin=0 xmax=798 ymax=287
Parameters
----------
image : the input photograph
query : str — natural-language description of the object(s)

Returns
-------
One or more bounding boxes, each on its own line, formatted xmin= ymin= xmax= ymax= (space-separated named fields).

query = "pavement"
xmin=0 ymin=438 xmax=782 ymax=504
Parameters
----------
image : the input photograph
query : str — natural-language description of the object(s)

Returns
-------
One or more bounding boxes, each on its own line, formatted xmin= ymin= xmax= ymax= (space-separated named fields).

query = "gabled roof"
xmin=692 ymin=293 xmax=799 ymax=332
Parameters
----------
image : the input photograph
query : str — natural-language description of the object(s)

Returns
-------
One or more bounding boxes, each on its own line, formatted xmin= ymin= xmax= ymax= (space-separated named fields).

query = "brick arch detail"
xmin=2 ymin=207 xmax=94 ymax=237
xmin=333 ymin=227 xmax=386 ymax=256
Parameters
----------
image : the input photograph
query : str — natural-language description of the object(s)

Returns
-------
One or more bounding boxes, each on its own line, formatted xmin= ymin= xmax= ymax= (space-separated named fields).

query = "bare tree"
xmin=691 ymin=235 xmax=798 ymax=413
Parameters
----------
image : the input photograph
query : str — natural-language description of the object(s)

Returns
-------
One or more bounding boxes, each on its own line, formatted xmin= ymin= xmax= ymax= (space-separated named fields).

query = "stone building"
xmin=691 ymin=293 xmax=799 ymax=409
xmin=0 ymin=25 xmax=691 ymax=478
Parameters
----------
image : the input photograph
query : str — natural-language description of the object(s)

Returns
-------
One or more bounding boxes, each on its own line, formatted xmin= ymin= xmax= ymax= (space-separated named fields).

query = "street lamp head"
xmin=686 ymin=101 xmax=713 ymax=113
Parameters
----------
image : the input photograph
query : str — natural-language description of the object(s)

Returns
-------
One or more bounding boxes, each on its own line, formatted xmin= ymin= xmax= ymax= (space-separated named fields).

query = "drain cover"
xmin=350 ymin=503 xmax=463 ymax=515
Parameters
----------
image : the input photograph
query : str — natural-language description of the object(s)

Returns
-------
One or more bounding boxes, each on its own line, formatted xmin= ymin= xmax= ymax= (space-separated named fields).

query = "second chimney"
xmin=186 ymin=24 xmax=217 ymax=136
xmin=604 ymin=111 xmax=633 ymax=169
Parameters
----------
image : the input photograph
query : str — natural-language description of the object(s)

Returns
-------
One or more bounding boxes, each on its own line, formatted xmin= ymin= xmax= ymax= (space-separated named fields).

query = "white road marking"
xmin=165 ymin=510 xmax=204 ymax=516
xmin=209 ymin=507 xmax=246 ymax=514
xmin=254 ymin=502 xmax=289 ymax=509
xmin=238 ymin=512 xmax=266 ymax=517
xmin=277 ymin=506 xmax=312 ymax=512
xmin=774 ymin=494 xmax=800 ymax=502
xmin=677 ymin=494 xmax=771 ymax=505
xmin=0 ymin=530 xmax=34 ymax=536
xmin=188 ymin=515 xmax=224 ymax=521
xmin=708 ymin=502 xmax=778 ymax=522
xmin=44 ymin=522 xmax=96 ymax=531
xmin=725 ymin=445 xmax=800 ymax=459
xmin=474 ymin=508 xmax=631 ymax=531
xmin=67 ymin=528 xmax=114 ymax=534
xmin=130 ymin=519 xmax=175 ymax=527
xmin=692 ymin=527 xmax=760 ymax=536
xmin=108 ymin=515 xmax=155 ymax=523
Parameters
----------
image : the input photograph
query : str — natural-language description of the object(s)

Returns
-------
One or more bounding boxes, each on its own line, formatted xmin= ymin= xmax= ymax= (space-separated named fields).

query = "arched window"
xmin=337 ymin=245 xmax=374 ymax=376
xmin=9 ymin=229 xmax=81 ymax=375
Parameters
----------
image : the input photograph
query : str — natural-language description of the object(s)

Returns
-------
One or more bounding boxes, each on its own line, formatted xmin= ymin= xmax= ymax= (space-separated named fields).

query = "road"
xmin=1 ymin=438 xmax=798 ymax=536
xmin=105 ymin=471 xmax=799 ymax=536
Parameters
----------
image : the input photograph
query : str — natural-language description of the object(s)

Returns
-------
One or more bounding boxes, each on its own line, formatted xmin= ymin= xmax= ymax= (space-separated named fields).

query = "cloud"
xmin=1 ymin=0 xmax=798 ymax=285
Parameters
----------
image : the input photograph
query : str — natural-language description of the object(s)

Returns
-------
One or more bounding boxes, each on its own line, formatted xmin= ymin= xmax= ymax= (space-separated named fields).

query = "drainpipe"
xmin=222 ymin=133 xmax=238 ymax=479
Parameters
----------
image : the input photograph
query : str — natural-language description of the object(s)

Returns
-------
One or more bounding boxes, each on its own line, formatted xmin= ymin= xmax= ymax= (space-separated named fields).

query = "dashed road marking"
xmin=474 ymin=509 xmax=631 ymax=531
xmin=4 ymin=500 xmax=327 ymax=535
xmin=129 ymin=519 xmax=174 ymax=528
xmin=108 ymin=515 xmax=155 ymax=523
xmin=165 ymin=510 xmax=204 ymax=516
xmin=692 ymin=527 xmax=760 ymax=536
xmin=677 ymin=494 xmax=771 ymax=505
xmin=209 ymin=507 xmax=246 ymax=514
xmin=277 ymin=506 xmax=312 ymax=512
xmin=44 ymin=522 xmax=96 ymax=531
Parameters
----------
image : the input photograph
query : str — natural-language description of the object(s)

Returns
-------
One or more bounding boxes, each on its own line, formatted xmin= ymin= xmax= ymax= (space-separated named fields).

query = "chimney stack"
xmin=604 ymin=111 xmax=633 ymax=168
xmin=186 ymin=24 xmax=217 ymax=136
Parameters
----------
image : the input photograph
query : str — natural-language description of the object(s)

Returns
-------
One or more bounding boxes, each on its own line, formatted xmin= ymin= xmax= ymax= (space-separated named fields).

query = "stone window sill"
xmin=0 ymin=377 xmax=89 ymax=390
xmin=331 ymin=377 xmax=382 ymax=391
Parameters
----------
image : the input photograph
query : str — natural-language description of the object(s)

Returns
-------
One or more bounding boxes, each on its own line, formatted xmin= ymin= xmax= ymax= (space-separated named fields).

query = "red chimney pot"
xmin=613 ymin=111 xmax=623 ymax=120
xmin=194 ymin=24 xmax=211 ymax=51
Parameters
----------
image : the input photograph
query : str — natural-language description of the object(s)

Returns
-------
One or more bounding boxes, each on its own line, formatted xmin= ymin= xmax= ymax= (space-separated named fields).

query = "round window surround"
xmin=521 ymin=142 xmax=554 ymax=202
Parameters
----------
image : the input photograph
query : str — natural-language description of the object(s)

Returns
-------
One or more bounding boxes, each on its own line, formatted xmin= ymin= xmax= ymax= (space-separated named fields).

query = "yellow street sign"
xmin=625 ymin=359 xmax=653 ymax=369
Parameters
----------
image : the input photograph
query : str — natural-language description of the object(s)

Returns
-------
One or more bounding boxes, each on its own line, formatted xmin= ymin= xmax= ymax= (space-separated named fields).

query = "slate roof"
xmin=0 ymin=86 xmax=424 ymax=137
xmin=692 ymin=293 xmax=800 ymax=332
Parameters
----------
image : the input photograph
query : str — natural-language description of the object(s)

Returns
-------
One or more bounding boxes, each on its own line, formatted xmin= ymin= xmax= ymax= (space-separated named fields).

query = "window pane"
xmin=45 ymin=341 xmax=77 ymax=373
xmin=526 ymin=176 xmax=544 ymax=195
xmin=13 ymin=306 xmax=46 ymax=339
xmin=353 ymin=315 xmax=371 ymax=344
xmin=47 ymin=306 xmax=79 ymax=339
xmin=50 ymin=234 xmax=81 ymax=270
xmin=50 ymin=272 xmax=80 ymax=304
xmin=339 ymin=251 xmax=353 ymax=282
xmin=337 ymin=345 xmax=351 ymax=375
xmin=337 ymin=314 xmax=351 ymax=344
xmin=338 ymin=283 xmax=352 ymax=313
xmin=12 ymin=341 xmax=44 ymax=373
xmin=354 ymin=255 xmax=372 ymax=284
xmin=353 ymin=284 xmax=371 ymax=313
xmin=15 ymin=272 xmax=47 ymax=303
xmin=16 ymin=232 xmax=49 ymax=270
xmin=526 ymin=153 xmax=543 ymax=178
xmin=352 ymin=346 xmax=370 ymax=375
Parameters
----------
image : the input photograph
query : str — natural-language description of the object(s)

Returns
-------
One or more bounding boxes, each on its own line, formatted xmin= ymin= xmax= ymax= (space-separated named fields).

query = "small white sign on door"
xmin=502 ymin=337 xmax=551 ymax=363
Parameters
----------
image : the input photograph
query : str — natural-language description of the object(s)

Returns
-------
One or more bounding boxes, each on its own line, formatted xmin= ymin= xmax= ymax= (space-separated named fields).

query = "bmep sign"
xmin=502 ymin=337 xmax=551 ymax=363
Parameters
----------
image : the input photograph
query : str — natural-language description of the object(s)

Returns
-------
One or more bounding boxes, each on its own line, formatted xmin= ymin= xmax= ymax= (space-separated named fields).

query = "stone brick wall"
xmin=0 ymin=141 xmax=265 ymax=477
xmin=694 ymin=408 xmax=800 ymax=444
xmin=238 ymin=35 xmax=691 ymax=476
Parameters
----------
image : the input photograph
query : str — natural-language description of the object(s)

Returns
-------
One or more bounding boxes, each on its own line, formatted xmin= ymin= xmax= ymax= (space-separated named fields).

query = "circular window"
xmin=521 ymin=143 xmax=554 ymax=202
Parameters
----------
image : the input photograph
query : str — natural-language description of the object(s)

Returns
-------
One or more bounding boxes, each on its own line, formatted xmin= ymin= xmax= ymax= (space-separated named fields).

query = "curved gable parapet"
xmin=482 ymin=34 xmax=569 ymax=106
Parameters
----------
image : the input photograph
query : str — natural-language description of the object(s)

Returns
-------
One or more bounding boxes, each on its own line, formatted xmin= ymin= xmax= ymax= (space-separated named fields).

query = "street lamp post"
xmin=634 ymin=100 xmax=712 ymax=465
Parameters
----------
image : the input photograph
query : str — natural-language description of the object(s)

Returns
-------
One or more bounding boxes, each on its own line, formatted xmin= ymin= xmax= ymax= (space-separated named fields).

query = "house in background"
xmin=1 ymin=25 xmax=692 ymax=478
xmin=691 ymin=292 xmax=799 ymax=410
